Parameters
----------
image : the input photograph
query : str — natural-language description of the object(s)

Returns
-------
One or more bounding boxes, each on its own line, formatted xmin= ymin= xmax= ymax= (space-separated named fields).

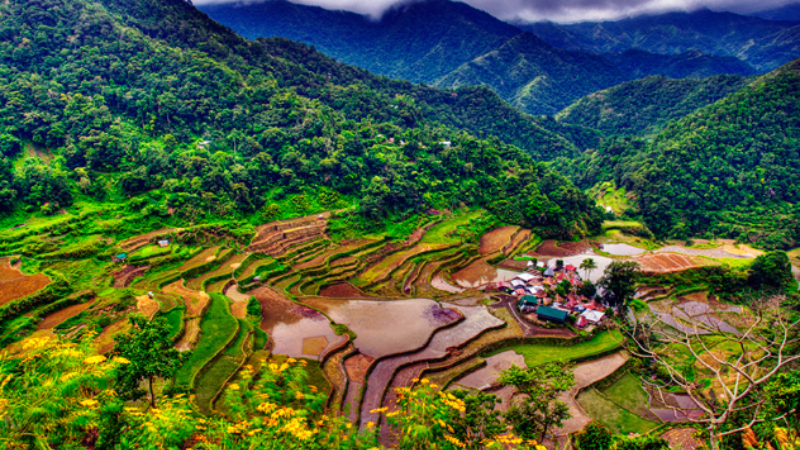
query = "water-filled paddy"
xmin=249 ymin=286 xmax=345 ymax=359
xmin=304 ymin=297 xmax=462 ymax=358
xmin=601 ymin=243 xmax=646 ymax=256
xmin=451 ymin=257 xmax=520 ymax=288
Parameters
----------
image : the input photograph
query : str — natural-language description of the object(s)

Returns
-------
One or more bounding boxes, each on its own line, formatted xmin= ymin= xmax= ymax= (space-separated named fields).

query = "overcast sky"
xmin=193 ymin=0 xmax=797 ymax=22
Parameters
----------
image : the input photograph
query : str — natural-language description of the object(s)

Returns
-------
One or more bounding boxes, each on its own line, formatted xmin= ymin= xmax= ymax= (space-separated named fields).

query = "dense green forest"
xmin=558 ymin=60 xmax=800 ymax=249
xmin=557 ymin=74 xmax=751 ymax=136
xmin=200 ymin=0 xmax=759 ymax=116
xmin=0 ymin=0 xmax=603 ymax=236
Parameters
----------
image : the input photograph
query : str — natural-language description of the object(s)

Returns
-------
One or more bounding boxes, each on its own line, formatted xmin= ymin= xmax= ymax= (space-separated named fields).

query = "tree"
xmin=113 ymin=314 xmax=186 ymax=407
xmin=580 ymin=258 xmax=598 ymax=281
xmin=573 ymin=421 xmax=613 ymax=450
xmin=628 ymin=296 xmax=800 ymax=449
xmin=598 ymin=261 xmax=640 ymax=307
xmin=498 ymin=363 xmax=575 ymax=441
xmin=578 ymin=280 xmax=597 ymax=298
xmin=748 ymin=251 xmax=793 ymax=290
xmin=442 ymin=390 xmax=505 ymax=449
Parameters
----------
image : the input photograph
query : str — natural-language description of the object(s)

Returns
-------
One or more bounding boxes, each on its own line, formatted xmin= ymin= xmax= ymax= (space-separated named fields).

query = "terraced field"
xmin=3 ymin=208 xmax=732 ymax=437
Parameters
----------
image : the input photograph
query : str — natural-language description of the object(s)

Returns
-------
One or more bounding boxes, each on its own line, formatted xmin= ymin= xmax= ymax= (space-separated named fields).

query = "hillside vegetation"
xmin=557 ymin=74 xmax=751 ymax=136
xmin=559 ymin=60 xmax=800 ymax=249
xmin=0 ymin=0 xmax=603 ymax=235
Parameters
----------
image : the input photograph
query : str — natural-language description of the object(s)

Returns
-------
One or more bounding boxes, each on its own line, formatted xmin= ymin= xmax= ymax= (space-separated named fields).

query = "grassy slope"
xmin=494 ymin=329 xmax=624 ymax=367
xmin=174 ymin=293 xmax=239 ymax=389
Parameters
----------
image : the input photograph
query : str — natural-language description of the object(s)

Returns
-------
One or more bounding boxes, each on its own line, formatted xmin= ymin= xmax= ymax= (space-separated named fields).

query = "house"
xmin=253 ymin=276 xmax=262 ymax=282
xmin=158 ymin=239 xmax=170 ymax=248
xmin=112 ymin=253 xmax=128 ymax=263
xmin=440 ymin=141 xmax=452 ymax=148
xmin=516 ymin=272 xmax=536 ymax=283
xmin=543 ymin=267 xmax=555 ymax=277
xmin=565 ymin=264 xmax=577 ymax=272
xmin=510 ymin=279 xmax=527 ymax=289
xmin=576 ymin=316 xmax=589 ymax=328
xmin=197 ymin=140 xmax=212 ymax=149
xmin=518 ymin=296 xmax=538 ymax=312
xmin=581 ymin=309 xmax=606 ymax=324
xmin=537 ymin=306 xmax=569 ymax=324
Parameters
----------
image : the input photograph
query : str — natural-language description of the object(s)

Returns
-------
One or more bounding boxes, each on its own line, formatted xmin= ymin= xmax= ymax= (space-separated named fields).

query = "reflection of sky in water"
xmin=307 ymin=298 xmax=455 ymax=358
xmin=270 ymin=316 xmax=344 ymax=360
xmin=601 ymin=243 xmax=645 ymax=256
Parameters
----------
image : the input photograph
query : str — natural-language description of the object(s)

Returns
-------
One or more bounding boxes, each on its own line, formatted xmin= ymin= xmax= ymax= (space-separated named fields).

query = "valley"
xmin=1 ymin=0 xmax=800 ymax=448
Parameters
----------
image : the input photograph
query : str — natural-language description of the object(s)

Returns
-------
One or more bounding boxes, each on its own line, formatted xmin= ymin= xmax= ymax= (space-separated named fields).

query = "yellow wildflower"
xmin=112 ymin=357 xmax=131 ymax=364
xmin=80 ymin=399 xmax=99 ymax=408
xmin=228 ymin=383 xmax=240 ymax=391
xmin=83 ymin=355 xmax=107 ymax=365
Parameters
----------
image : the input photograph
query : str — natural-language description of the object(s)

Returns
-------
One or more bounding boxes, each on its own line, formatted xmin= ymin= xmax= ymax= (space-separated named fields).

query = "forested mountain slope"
xmin=558 ymin=60 xmax=800 ymax=248
xmin=522 ymin=9 xmax=800 ymax=72
xmin=200 ymin=0 xmax=758 ymax=115
xmin=557 ymin=74 xmax=751 ymax=136
xmin=0 ymin=0 xmax=603 ymax=236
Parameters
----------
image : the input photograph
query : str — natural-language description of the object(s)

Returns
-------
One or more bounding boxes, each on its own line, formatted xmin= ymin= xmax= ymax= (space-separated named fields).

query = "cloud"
xmin=191 ymin=0 xmax=798 ymax=22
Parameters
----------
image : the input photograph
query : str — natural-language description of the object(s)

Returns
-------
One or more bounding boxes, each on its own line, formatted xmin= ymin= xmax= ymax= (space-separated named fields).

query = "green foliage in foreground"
xmin=0 ymin=335 xmax=553 ymax=450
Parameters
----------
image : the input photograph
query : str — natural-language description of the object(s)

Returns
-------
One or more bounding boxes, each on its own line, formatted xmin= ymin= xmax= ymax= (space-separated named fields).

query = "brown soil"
xmin=163 ymin=280 xmax=210 ymax=317
xmin=120 ymin=228 xmax=178 ymax=252
xmin=331 ymin=256 xmax=357 ymax=267
xmin=94 ymin=320 xmax=131 ymax=354
xmin=504 ymin=229 xmax=531 ymax=256
xmin=112 ymin=265 xmax=149 ymax=288
xmin=635 ymin=253 xmax=697 ymax=273
xmin=136 ymin=295 xmax=161 ymax=319
xmin=531 ymin=240 xmax=590 ymax=258
xmin=177 ymin=318 xmax=200 ymax=351
xmin=345 ymin=354 xmax=375 ymax=383
xmin=496 ymin=259 xmax=530 ymax=271
xmin=302 ymin=336 xmax=330 ymax=356
xmin=660 ymin=428 xmax=702 ymax=450
xmin=478 ymin=226 xmax=519 ymax=255
xmin=319 ymin=282 xmax=365 ymax=298
xmin=231 ymin=301 xmax=248 ymax=319
xmin=37 ymin=301 xmax=93 ymax=330
xmin=0 ymin=269 xmax=51 ymax=307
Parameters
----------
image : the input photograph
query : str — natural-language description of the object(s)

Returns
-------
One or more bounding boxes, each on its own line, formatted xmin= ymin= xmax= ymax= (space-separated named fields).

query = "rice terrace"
xmin=2 ymin=202 xmax=797 ymax=449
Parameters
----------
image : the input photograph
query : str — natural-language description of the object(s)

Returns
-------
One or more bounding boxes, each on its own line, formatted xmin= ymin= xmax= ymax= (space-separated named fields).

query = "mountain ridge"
xmin=199 ymin=0 xmax=762 ymax=115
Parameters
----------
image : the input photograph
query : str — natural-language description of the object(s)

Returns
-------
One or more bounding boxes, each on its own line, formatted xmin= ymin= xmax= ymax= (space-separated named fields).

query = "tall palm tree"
xmin=580 ymin=258 xmax=597 ymax=281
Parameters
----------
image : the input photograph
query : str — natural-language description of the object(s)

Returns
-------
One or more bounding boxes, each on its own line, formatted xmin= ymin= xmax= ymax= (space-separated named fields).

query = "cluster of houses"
xmin=490 ymin=263 xmax=606 ymax=328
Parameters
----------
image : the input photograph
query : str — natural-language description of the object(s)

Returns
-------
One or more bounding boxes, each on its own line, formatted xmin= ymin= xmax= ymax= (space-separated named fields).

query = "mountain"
xmin=604 ymin=49 xmax=756 ymax=80
xmin=199 ymin=0 xmax=520 ymax=84
xmin=434 ymin=32 xmax=626 ymax=115
xmin=750 ymin=2 xmax=800 ymax=21
xmin=199 ymin=0 xmax=758 ymax=115
xmin=0 ymin=0 xmax=604 ymax=235
xmin=558 ymin=60 xmax=800 ymax=249
xmin=556 ymin=74 xmax=751 ymax=136
xmin=521 ymin=9 xmax=800 ymax=72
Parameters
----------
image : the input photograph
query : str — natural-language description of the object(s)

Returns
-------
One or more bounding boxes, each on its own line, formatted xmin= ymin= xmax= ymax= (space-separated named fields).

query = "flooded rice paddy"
xmin=451 ymin=350 xmax=527 ymax=390
xmin=451 ymin=257 xmax=521 ymax=288
xmin=249 ymin=286 xmax=345 ymax=360
xmin=601 ymin=243 xmax=646 ymax=256
xmin=304 ymin=298 xmax=462 ymax=358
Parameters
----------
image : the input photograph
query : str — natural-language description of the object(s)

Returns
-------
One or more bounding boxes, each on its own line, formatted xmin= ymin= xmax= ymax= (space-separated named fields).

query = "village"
xmin=489 ymin=260 xmax=607 ymax=329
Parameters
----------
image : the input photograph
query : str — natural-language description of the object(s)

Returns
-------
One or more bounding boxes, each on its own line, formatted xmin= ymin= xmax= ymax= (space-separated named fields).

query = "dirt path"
xmin=556 ymin=351 xmax=629 ymax=435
